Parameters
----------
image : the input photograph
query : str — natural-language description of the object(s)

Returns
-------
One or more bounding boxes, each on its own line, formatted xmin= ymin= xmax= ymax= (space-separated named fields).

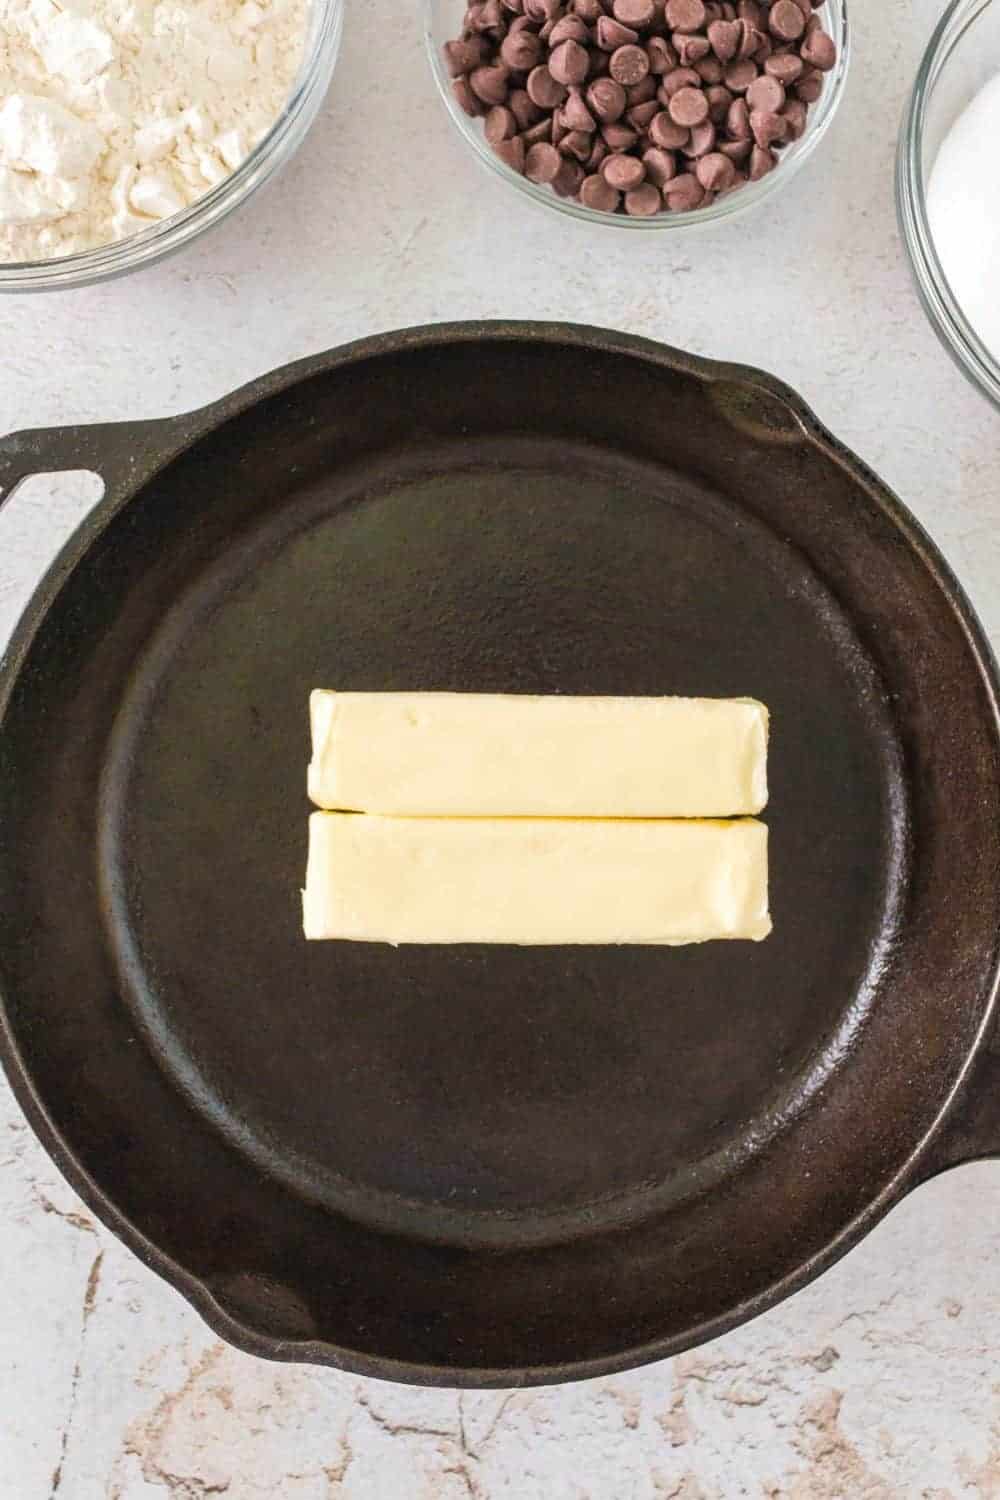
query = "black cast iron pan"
xmin=1 ymin=323 xmax=999 ymax=1387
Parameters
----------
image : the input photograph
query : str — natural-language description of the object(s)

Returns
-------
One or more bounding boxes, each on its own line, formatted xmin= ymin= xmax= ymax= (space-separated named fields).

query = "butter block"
xmin=308 ymin=692 xmax=768 ymax=817
xmin=303 ymin=813 xmax=771 ymax=945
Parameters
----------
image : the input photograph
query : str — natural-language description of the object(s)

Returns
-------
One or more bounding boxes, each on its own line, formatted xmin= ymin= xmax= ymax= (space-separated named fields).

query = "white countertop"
xmin=3 ymin=2 xmax=1000 ymax=1495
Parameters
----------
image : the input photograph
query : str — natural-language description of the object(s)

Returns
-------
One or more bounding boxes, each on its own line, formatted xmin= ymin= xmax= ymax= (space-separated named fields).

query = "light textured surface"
xmin=2 ymin=1 xmax=1000 ymax=1495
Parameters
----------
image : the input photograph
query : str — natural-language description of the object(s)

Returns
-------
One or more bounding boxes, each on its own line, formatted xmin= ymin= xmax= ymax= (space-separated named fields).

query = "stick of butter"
xmin=303 ymin=813 xmax=771 ymax=945
xmin=308 ymin=692 xmax=768 ymax=817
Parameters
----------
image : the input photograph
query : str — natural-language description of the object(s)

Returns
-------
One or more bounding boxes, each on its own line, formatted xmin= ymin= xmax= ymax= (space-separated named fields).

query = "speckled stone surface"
xmin=3 ymin=2 xmax=1000 ymax=1495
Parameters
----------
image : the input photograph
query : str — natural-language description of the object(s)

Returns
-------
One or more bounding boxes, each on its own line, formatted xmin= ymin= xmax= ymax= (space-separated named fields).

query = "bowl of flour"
xmin=0 ymin=0 xmax=343 ymax=290
xmin=899 ymin=0 xmax=1000 ymax=410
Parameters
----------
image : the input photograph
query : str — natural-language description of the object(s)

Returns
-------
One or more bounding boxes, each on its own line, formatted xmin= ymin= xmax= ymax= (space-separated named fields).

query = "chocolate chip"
xmin=665 ymin=0 xmax=706 ymax=32
xmin=587 ymin=138 xmax=609 ymax=169
xmin=663 ymin=170 xmax=705 ymax=208
xmin=548 ymin=15 xmax=592 ymax=45
xmin=587 ymin=76 xmax=628 ymax=120
xmin=485 ymin=104 xmax=518 ymax=142
xmin=628 ymin=73 xmax=659 ymax=103
xmin=500 ymin=28 xmax=543 ymax=69
xmin=525 ymin=139 xmax=563 ymax=180
xmin=610 ymin=43 xmax=651 ymax=84
xmin=705 ymin=83 xmax=733 ymax=121
xmin=749 ymin=142 xmax=776 ymax=177
xmin=781 ymin=96 xmax=807 ymax=139
xmin=453 ymin=77 xmax=485 ymax=116
xmin=493 ymin=134 xmax=526 ymax=170
xmin=765 ymin=51 xmax=804 ymax=83
xmin=737 ymin=18 xmax=760 ymax=56
xmin=561 ymin=128 xmax=595 ymax=158
xmin=574 ymin=0 xmax=605 ymax=19
xmin=469 ymin=0 xmax=506 ymax=32
xmin=746 ymin=72 xmax=784 ymax=112
xmin=769 ymin=0 xmax=805 ymax=40
xmin=719 ymin=135 xmax=752 ymax=160
xmin=696 ymin=56 xmax=725 ymax=84
xmin=724 ymin=58 xmax=757 ymax=92
xmin=685 ymin=118 xmax=716 ymax=155
xmin=668 ymin=84 xmax=709 ymax=125
xmin=602 ymin=150 xmax=647 ymax=188
xmin=509 ymin=87 xmax=544 ymax=127
xmin=596 ymin=15 xmax=640 ymax=48
xmin=660 ymin=65 xmax=701 ymax=96
xmin=563 ymin=87 xmax=597 ymax=130
xmin=602 ymin=120 xmax=640 ymax=148
xmin=675 ymin=33 xmax=711 ymax=64
xmin=800 ymin=27 xmax=836 ymax=70
xmin=646 ymin=36 xmax=678 ymax=72
xmin=628 ymin=100 xmax=662 ymax=128
xmin=552 ymin=37 xmax=592 ymax=82
xmin=470 ymin=63 xmax=511 ymax=104
xmin=645 ymin=110 xmax=685 ymax=148
xmin=445 ymin=37 xmax=490 ymax=75
xmin=726 ymin=95 xmax=750 ymax=135
xmin=625 ymin=181 xmax=663 ymax=213
xmin=794 ymin=68 xmax=822 ymax=102
xmin=707 ymin=17 xmax=740 ymax=59
xmin=696 ymin=149 xmax=736 ymax=189
xmin=553 ymin=157 xmax=586 ymax=194
xmin=527 ymin=63 xmax=568 ymax=107
xmin=642 ymin=144 xmax=678 ymax=184
xmin=614 ymin=0 xmax=657 ymax=24
xmin=750 ymin=107 xmax=786 ymax=147
xmin=580 ymin=172 xmax=621 ymax=209
xmin=522 ymin=116 xmax=554 ymax=144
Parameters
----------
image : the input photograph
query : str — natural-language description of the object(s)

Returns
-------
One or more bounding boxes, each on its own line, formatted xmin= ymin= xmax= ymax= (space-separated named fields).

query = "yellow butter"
xmin=303 ymin=813 xmax=771 ymax=946
xmin=308 ymin=692 xmax=768 ymax=817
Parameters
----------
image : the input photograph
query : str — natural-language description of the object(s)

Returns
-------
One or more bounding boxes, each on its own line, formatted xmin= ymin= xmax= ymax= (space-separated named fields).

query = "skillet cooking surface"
xmin=101 ymin=441 xmax=899 ymax=1240
xmin=1 ymin=327 xmax=998 ymax=1383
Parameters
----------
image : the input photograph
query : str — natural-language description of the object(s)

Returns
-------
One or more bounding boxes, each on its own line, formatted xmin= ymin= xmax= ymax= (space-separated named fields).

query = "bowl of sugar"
xmin=899 ymin=0 xmax=1000 ymax=409
xmin=0 ymin=0 xmax=343 ymax=292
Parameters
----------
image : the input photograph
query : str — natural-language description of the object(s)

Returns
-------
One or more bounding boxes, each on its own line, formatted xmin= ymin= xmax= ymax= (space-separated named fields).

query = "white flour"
xmin=927 ymin=72 xmax=1000 ymax=359
xmin=0 ymin=0 xmax=309 ymax=263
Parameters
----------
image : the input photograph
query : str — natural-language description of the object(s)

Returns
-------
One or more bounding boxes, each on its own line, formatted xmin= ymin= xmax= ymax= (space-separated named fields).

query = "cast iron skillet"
xmin=1 ymin=323 xmax=999 ymax=1388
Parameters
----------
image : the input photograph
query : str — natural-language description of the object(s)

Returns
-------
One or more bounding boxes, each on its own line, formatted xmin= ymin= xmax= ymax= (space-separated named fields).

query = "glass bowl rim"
xmin=0 ymin=0 xmax=344 ymax=294
xmin=423 ymin=0 xmax=851 ymax=232
xmin=897 ymin=0 xmax=1000 ymax=410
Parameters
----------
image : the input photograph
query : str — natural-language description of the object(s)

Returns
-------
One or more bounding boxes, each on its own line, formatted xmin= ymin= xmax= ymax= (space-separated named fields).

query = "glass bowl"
xmin=0 ymin=0 xmax=343 ymax=294
xmin=898 ymin=0 xmax=1000 ymax=409
xmin=424 ymin=0 xmax=850 ymax=231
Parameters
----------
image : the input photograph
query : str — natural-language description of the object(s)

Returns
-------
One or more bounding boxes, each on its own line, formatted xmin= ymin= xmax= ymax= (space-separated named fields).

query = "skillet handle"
xmin=917 ymin=1015 xmax=1000 ymax=1180
xmin=0 ymin=416 xmax=188 ymax=507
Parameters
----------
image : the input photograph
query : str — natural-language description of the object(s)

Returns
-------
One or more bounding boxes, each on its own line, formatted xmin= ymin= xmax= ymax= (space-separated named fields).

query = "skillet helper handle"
xmin=0 ymin=417 xmax=183 ymax=507
xmin=919 ymin=1014 xmax=1000 ymax=1179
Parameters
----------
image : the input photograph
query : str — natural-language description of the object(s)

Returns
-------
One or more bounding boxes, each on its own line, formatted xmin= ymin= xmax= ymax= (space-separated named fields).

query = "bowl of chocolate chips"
xmin=426 ymin=0 xmax=848 ymax=224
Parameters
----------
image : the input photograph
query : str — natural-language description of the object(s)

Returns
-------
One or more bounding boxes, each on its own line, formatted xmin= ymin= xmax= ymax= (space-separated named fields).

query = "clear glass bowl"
xmin=424 ymin=0 xmax=850 ymax=230
xmin=0 ymin=0 xmax=343 ymax=294
xmin=898 ymin=0 xmax=1000 ymax=409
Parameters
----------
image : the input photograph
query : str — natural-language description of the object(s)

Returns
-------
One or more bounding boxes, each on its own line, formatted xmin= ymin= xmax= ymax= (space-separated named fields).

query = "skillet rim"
xmin=1 ymin=319 xmax=998 ymax=1387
